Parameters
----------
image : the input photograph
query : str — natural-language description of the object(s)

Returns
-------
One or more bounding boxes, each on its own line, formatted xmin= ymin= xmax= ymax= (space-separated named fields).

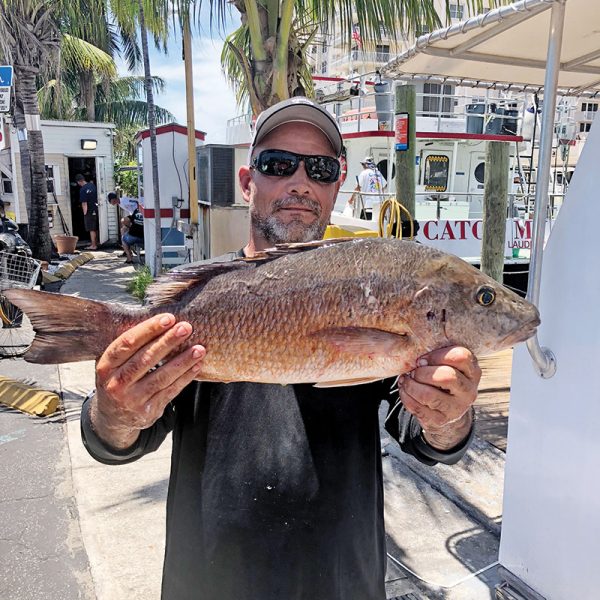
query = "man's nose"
xmin=285 ymin=160 xmax=311 ymax=195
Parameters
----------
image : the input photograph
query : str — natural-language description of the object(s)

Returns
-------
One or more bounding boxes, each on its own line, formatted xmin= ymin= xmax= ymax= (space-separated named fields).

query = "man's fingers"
xmin=400 ymin=389 xmax=448 ymax=430
xmin=113 ymin=321 xmax=194 ymax=386
xmin=411 ymin=365 xmax=470 ymax=398
xmin=98 ymin=313 xmax=177 ymax=372
xmin=417 ymin=346 xmax=481 ymax=381
xmin=139 ymin=344 xmax=206 ymax=399
xmin=140 ymin=353 xmax=206 ymax=424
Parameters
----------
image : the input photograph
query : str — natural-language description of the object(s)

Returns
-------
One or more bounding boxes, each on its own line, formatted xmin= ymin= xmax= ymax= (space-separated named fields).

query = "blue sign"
xmin=0 ymin=66 xmax=13 ymax=87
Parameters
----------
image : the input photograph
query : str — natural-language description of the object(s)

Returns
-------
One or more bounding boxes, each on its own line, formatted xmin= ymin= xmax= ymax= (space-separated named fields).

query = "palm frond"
xmin=89 ymin=99 xmax=174 ymax=128
xmin=61 ymin=34 xmax=117 ymax=78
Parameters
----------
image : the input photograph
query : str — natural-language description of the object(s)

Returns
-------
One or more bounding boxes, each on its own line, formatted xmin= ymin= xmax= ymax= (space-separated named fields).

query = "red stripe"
xmin=341 ymin=131 xmax=523 ymax=142
xmin=136 ymin=123 xmax=206 ymax=141
xmin=141 ymin=208 xmax=190 ymax=218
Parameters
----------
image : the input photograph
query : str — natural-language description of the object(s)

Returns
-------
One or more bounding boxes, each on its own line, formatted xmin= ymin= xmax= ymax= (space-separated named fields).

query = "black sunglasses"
xmin=251 ymin=149 xmax=341 ymax=183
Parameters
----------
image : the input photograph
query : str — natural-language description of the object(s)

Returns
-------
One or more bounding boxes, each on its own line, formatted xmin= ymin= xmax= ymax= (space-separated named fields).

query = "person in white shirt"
xmin=350 ymin=156 xmax=387 ymax=220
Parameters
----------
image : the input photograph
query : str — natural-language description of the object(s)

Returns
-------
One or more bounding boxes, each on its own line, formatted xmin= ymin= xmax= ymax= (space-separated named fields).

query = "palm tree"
xmin=109 ymin=0 xmax=171 ymax=274
xmin=209 ymin=0 xmax=494 ymax=115
xmin=0 ymin=0 xmax=64 ymax=260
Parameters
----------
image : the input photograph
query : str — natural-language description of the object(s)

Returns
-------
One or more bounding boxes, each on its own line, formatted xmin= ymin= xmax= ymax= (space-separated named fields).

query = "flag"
xmin=352 ymin=24 xmax=362 ymax=48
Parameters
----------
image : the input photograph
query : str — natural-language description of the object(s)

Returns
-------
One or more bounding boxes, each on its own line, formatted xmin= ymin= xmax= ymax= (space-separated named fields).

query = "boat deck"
xmin=476 ymin=348 xmax=513 ymax=451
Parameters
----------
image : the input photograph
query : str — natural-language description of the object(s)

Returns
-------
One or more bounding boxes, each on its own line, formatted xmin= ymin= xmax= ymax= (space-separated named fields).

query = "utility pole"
xmin=183 ymin=16 xmax=200 ymax=260
xmin=395 ymin=84 xmax=416 ymax=234
xmin=481 ymin=141 xmax=509 ymax=283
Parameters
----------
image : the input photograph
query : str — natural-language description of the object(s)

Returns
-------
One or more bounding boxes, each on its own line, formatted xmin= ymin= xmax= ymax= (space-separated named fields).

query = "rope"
xmin=378 ymin=197 xmax=415 ymax=239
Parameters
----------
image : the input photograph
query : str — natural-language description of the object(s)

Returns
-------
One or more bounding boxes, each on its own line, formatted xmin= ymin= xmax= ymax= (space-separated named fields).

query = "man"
xmin=351 ymin=156 xmax=387 ymax=220
xmin=108 ymin=191 xmax=139 ymax=215
xmin=120 ymin=204 xmax=144 ymax=264
xmin=81 ymin=98 xmax=479 ymax=600
xmin=75 ymin=174 xmax=99 ymax=250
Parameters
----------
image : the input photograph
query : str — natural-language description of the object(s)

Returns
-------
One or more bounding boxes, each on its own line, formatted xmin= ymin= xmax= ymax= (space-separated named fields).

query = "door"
xmin=95 ymin=156 xmax=109 ymax=244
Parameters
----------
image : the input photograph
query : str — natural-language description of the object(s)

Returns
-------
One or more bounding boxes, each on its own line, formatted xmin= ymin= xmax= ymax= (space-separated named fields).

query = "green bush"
xmin=127 ymin=265 xmax=154 ymax=301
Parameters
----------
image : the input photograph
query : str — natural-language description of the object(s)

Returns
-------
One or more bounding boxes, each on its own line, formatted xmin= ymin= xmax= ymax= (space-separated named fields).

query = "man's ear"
xmin=239 ymin=165 xmax=252 ymax=204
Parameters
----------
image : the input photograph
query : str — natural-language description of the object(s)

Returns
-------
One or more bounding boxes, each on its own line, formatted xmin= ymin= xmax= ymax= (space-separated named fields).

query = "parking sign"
xmin=0 ymin=66 xmax=13 ymax=87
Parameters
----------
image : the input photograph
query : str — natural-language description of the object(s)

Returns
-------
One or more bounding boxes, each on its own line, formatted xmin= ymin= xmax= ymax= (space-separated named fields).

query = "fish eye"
xmin=476 ymin=286 xmax=496 ymax=306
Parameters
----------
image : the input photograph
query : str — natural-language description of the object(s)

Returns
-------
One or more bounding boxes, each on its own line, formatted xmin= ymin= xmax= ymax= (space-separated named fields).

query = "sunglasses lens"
xmin=254 ymin=150 xmax=340 ymax=183
xmin=305 ymin=157 xmax=341 ymax=183
xmin=256 ymin=151 xmax=298 ymax=176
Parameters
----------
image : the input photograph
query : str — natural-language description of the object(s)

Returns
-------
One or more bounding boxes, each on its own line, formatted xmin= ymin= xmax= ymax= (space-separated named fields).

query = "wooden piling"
xmin=481 ymin=141 xmax=509 ymax=283
xmin=395 ymin=85 xmax=416 ymax=222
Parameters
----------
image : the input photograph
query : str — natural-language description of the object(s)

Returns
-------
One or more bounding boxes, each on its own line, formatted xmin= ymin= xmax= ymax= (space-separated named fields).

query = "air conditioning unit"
xmin=196 ymin=144 xmax=235 ymax=207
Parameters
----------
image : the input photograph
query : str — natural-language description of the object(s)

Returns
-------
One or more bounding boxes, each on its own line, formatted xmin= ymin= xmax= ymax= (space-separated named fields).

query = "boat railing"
xmin=323 ymin=87 xmax=530 ymax=136
xmin=335 ymin=189 xmax=563 ymax=220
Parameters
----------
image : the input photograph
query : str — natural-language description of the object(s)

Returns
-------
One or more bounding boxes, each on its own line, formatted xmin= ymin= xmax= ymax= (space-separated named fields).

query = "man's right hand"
xmin=91 ymin=313 xmax=206 ymax=450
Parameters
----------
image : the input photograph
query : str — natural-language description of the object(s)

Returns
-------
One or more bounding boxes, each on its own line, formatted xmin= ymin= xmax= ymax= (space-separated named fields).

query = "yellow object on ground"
xmin=0 ymin=375 xmax=59 ymax=416
xmin=324 ymin=225 xmax=379 ymax=239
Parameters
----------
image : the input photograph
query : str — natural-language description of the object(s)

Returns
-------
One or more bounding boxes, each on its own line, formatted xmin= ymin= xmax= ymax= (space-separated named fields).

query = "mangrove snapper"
xmin=5 ymin=238 xmax=540 ymax=386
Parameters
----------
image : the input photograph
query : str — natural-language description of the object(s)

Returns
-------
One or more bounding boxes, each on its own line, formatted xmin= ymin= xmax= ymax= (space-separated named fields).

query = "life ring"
xmin=339 ymin=153 xmax=348 ymax=186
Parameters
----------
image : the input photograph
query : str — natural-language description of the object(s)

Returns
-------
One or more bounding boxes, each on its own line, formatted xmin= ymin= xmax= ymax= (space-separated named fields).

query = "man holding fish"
xmin=8 ymin=98 xmax=540 ymax=599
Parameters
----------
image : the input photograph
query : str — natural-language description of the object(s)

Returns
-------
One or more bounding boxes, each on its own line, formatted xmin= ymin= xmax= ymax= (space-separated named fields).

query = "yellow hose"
xmin=378 ymin=198 xmax=415 ymax=239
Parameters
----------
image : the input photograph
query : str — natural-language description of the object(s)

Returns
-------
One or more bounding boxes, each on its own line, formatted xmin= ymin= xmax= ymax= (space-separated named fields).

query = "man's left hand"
xmin=398 ymin=346 xmax=481 ymax=451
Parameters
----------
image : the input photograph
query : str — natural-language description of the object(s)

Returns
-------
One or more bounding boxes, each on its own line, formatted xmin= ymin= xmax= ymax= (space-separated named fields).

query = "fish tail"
xmin=3 ymin=288 xmax=142 ymax=364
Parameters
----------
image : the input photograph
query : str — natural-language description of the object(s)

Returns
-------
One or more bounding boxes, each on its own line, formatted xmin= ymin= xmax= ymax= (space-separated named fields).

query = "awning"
xmin=382 ymin=0 xmax=600 ymax=96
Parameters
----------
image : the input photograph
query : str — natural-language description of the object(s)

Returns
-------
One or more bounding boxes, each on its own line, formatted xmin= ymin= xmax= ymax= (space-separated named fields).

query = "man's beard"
xmin=251 ymin=196 xmax=327 ymax=244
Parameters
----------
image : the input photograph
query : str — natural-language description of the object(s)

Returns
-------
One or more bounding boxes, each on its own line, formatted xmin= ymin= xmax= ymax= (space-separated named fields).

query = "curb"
xmin=42 ymin=252 xmax=94 ymax=285
xmin=0 ymin=375 xmax=60 ymax=416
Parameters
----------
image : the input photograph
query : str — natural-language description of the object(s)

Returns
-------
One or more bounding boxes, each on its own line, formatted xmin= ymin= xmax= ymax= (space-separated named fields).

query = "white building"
xmin=0 ymin=117 xmax=117 ymax=245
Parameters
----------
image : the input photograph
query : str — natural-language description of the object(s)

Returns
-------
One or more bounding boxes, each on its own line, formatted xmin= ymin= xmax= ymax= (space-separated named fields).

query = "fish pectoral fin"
xmin=310 ymin=327 xmax=410 ymax=356
xmin=314 ymin=377 xmax=383 ymax=388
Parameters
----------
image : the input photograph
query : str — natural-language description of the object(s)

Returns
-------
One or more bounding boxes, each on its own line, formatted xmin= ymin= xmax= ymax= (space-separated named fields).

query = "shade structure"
xmin=382 ymin=0 xmax=600 ymax=96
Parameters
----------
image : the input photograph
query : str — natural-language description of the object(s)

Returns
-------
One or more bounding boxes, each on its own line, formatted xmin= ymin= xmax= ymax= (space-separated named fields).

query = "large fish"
xmin=5 ymin=238 xmax=539 ymax=386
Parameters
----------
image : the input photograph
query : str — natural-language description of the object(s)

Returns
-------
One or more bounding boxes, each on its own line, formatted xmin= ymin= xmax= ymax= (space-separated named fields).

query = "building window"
xmin=375 ymin=44 xmax=390 ymax=62
xmin=581 ymin=102 xmax=598 ymax=112
xmin=320 ymin=60 xmax=328 ymax=74
xmin=422 ymin=83 xmax=454 ymax=116
xmin=45 ymin=165 xmax=61 ymax=195
xmin=1 ymin=172 xmax=12 ymax=195
xmin=417 ymin=24 xmax=430 ymax=36
xmin=424 ymin=154 xmax=450 ymax=192
xmin=311 ymin=45 xmax=317 ymax=55
xmin=579 ymin=122 xmax=592 ymax=133
xmin=449 ymin=3 xmax=464 ymax=19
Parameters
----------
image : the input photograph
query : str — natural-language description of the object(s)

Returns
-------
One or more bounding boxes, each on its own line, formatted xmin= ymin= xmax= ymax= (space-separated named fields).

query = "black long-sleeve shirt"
xmin=81 ymin=378 xmax=473 ymax=600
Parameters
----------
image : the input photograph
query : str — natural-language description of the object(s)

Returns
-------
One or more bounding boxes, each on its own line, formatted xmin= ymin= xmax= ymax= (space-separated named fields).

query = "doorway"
xmin=67 ymin=157 xmax=97 ymax=243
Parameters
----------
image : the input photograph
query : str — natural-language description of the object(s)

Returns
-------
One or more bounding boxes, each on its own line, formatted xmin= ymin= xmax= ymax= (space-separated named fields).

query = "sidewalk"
xmin=3 ymin=250 xmax=506 ymax=599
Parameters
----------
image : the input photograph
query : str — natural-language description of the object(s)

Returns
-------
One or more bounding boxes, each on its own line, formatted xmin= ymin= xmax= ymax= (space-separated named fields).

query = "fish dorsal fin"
xmin=244 ymin=237 xmax=357 ymax=265
xmin=310 ymin=327 xmax=410 ymax=356
xmin=145 ymin=261 xmax=253 ymax=306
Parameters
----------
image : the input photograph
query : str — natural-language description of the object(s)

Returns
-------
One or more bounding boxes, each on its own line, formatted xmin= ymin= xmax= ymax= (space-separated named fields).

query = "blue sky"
xmin=117 ymin=8 xmax=242 ymax=143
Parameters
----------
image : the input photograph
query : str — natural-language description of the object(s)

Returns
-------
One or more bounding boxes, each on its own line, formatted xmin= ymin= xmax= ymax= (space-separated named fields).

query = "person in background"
xmin=350 ymin=156 xmax=387 ymax=220
xmin=80 ymin=98 xmax=479 ymax=600
xmin=108 ymin=191 xmax=139 ymax=216
xmin=75 ymin=174 xmax=99 ymax=250
xmin=120 ymin=204 xmax=144 ymax=264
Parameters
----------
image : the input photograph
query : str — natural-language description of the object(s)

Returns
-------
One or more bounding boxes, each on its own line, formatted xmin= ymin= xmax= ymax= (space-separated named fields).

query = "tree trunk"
xmin=80 ymin=71 xmax=96 ymax=121
xmin=138 ymin=0 xmax=162 ymax=274
xmin=14 ymin=67 xmax=52 ymax=261
xmin=12 ymin=89 xmax=33 ymax=220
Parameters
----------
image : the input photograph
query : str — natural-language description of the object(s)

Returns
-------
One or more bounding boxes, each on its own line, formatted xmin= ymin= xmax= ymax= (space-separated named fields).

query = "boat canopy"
xmin=381 ymin=0 xmax=600 ymax=97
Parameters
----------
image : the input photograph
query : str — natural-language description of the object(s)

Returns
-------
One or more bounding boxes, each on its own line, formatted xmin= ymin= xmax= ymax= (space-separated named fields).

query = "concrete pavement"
xmin=1 ymin=249 xmax=507 ymax=599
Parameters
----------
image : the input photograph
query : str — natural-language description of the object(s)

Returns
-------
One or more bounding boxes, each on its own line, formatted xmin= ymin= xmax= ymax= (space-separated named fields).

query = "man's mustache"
xmin=273 ymin=196 xmax=321 ymax=217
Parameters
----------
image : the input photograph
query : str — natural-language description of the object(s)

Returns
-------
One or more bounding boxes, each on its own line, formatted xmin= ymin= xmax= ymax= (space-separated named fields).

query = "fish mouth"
xmin=499 ymin=315 xmax=541 ymax=347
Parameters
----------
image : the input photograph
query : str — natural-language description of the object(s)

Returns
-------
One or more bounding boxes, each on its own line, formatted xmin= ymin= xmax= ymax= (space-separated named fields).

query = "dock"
xmin=476 ymin=348 xmax=513 ymax=451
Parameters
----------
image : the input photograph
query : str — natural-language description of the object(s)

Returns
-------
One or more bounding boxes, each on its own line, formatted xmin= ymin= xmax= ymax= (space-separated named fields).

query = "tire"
xmin=0 ymin=295 xmax=34 ymax=358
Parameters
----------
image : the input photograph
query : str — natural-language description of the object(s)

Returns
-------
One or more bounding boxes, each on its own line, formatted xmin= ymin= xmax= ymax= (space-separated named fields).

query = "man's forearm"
xmin=89 ymin=395 xmax=141 ymax=450
xmin=422 ymin=408 xmax=474 ymax=451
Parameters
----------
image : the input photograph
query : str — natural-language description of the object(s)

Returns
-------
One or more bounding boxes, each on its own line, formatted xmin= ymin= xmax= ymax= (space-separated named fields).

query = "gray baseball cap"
xmin=250 ymin=97 xmax=343 ymax=157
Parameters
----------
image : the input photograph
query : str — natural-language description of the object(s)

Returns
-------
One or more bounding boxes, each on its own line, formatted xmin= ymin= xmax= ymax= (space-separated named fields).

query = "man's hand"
xmin=91 ymin=313 xmax=206 ymax=450
xmin=398 ymin=346 xmax=481 ymax=451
